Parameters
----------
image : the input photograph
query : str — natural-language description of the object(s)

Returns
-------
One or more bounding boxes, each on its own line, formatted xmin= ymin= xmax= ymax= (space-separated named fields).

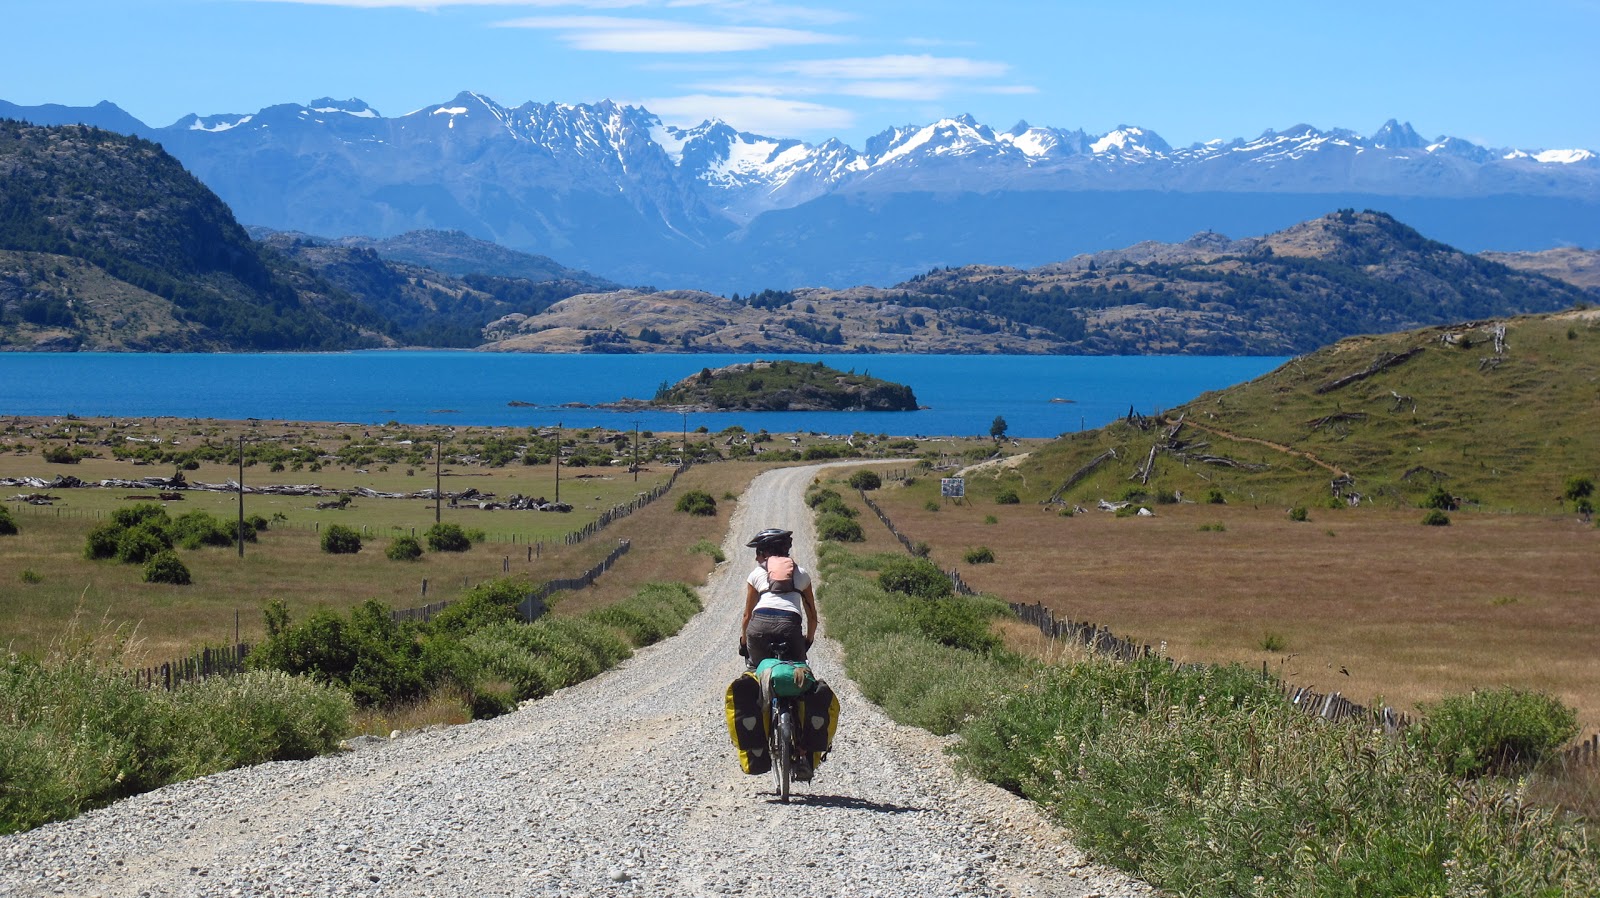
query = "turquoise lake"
xmin=0 ymin=352 xmax=1289 ymax=438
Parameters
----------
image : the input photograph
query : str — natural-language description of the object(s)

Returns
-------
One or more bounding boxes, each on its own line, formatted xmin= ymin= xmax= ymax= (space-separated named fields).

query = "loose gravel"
xmin=0 ymin=463 xmax=1155 ymax=898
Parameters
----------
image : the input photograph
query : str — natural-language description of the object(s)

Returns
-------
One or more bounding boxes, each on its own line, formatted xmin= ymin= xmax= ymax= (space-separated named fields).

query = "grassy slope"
xmin=1020 ymin=308 xmax=1600 ymax=512
xmin=838 ymin=311 xmax=1600 ymax=730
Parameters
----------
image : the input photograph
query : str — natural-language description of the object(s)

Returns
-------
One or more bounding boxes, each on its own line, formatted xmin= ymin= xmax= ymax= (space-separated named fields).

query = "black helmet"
xmin=745 ymin=528 xmax=793 ymax=554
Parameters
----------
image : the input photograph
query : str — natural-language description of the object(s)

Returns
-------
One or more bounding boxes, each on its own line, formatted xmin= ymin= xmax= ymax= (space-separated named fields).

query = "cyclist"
xmin=738 ymin=528 xmax=818 ymax=667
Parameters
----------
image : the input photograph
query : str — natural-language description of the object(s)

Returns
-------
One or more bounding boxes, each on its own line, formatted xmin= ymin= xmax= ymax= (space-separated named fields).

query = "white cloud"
xmin=642 ymin=93 xmax=854 ymax=134
xmin=780 ymin=54 xmax=1010 ymax=81
xmin=664 ymin=0 xmax=853 ymax=27
xmin=834 ymin=80 xmax=943 ymax=101
xmin=494 ymin=15 xmax=842 ymax=52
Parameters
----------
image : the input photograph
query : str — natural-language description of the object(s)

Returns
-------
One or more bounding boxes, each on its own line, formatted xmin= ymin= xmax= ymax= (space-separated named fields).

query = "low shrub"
xmin=425 ymin=522 xmax=471 ymax=552
xmin=1288 ymin=505 xmax=1310 ymax=522
xmin=171 ymin=510 xmax=234 ymax=549
xmin=674 ymin=490 xmax=717 ymax=516
xmin=815 ymin=513 xmax=864 ymax=542
xmin=320 ymin=524 xmax=362 ymax=554
xmin=156 ymin=670 xmax=352 ymax=778
xmin=115 ymin=524 xmax=171 ymax=565
xmin=589 ymin=582 xmax=702 ymax=646
xmin=847 ymin=469 xmax=882 ymax=491
xmin=249 ymin=600 xmax=423 ymax=707
xmin=425 ymin=579 xmax=527 ymax=638
xmin=1418 ymin=688 xmax=1579 ymax=778
xmin=805 ymin=487 xmax=844 ymax=508
xmin=142 ymin=550 xmax=191 ymax=585
xmin=1421 ymin=509 xmax=1451 ymax=526
xmin=925 ymin=500 xmax=941 ymax=512
xmin=19 ymin=569 xmax=42 ymax=584
xmin=688 ymin=540 xmax=725 ymax=564
xmin=963 ymin=546 xmax=995 ymax=564
xmin=387 ymin=535 xmax=424 ymax=561
xmin=907 ymin=595 xmax=1005 ymax=654
xmin=994 ymin=490 xmax=1020 ymax=505
xmin=41 ymin=444 xmax=81 ymax=464
xmin=110 ymin=503 xmax=170 ymax=530
xmin=1205 ymin=488 xmax=1226 ymax=505
xmin=1422 ymin=485 xmax=1457 ymax=510
xmin=0 ymin=506 xmax=17 ymax=536
xmin=812 ymin=495 xmax=858 ymax=518
xmin=878 ymin=556 xmax=952 ymax=600
xmin=84 ymin=523 xmax=122 ymax=560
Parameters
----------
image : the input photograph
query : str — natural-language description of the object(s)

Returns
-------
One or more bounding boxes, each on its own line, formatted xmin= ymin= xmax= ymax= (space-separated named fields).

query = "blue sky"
xmin=7 ymin=0 xmax=1598 ymax=151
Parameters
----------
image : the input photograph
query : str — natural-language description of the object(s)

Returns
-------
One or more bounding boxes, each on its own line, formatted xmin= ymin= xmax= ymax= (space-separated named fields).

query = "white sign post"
xmin=940 ymin=477 xmax=965 ymax=503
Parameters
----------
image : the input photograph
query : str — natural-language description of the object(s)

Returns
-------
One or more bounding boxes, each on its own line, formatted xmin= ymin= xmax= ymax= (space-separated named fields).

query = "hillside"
xmin=330 ymin=230 xmax=619 ymax=286
xmin=1000 ymin=309 xmax=1600 ymax=512
xmin=477 ymin=288 xmax=1057 ymax=354
xmin=889 ymin=211 xmax=1595 ymax=354
xmin=631 ymin=359 xmax=918 ymax=411
xmin=255 ymin=234 xmax=612 ymax=348
xmin=0 ymin=121 xmax=384 ymax=351
xmin=1481 ymin=246 xmax=1600 ymax=291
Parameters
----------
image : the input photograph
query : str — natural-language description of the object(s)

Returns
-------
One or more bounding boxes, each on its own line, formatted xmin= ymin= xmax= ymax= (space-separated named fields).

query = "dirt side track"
xmin=0 ymin=463 xmax=1152 ymax=898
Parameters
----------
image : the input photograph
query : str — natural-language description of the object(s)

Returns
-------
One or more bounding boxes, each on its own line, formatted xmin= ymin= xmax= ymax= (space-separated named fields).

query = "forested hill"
xmin=887 ymin=211 xmax=1596 ymax=354
xmin=0 ymin=121 xmax=383 ymax=351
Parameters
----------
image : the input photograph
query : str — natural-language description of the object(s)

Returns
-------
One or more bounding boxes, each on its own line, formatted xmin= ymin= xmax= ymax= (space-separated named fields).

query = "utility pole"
xmin=681 ymin=411 xmax=688 ymax=466
xmin=237 ymin=435 xmax=245 ymax=558
xmin=631 ymin=420 xmax=640 ymax=482
xmin=435 ymin=439 xmax=442 ymax=524
xmin=554 ymin=422 xmax=561 ymax=504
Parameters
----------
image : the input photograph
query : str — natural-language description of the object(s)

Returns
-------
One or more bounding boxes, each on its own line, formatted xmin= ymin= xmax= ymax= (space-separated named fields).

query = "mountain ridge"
xmin=2 ymin=122 xmax=1592 ymax=355
xmin=5 ymin=95 xmax=1596 ymax=292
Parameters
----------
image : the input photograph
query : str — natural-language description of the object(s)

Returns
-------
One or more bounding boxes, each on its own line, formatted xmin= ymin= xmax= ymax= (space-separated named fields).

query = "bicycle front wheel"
xmin=774 ymin=709 xmax=795 ymax=803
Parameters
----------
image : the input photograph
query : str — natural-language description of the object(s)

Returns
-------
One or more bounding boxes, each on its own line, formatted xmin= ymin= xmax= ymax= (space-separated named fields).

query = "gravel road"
xmin=0 ymin=463 xmax=1154 ymax=898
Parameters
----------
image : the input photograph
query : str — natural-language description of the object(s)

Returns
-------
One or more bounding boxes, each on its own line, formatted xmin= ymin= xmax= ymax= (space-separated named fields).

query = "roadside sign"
xmin=941 ymin=477 xmax=965 ymax=499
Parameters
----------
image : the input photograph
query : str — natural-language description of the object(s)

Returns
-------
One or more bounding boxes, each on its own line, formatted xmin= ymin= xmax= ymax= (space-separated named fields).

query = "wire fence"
xmin=4 ymin=462 xmax=688 ymax=548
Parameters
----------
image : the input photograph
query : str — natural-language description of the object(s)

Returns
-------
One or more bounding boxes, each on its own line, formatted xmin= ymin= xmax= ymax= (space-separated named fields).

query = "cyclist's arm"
xmin=800 ymin=584 xmax=818 ymax=643
xmin=739 ymin=581 xmax=759 ymax=644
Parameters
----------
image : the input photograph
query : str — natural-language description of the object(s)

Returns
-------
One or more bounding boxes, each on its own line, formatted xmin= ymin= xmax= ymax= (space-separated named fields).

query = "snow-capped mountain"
xmin=5 ymin=94 xmax=1596 ymax=291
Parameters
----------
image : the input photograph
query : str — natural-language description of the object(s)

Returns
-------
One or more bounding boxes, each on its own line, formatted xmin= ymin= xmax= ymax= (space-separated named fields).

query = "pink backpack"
xmin=764 ymin=555 xmax=797 ymax=594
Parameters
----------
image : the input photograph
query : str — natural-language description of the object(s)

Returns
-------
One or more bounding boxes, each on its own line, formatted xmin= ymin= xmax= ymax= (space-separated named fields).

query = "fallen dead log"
xmin=1314 ymin=347 xmax=1422 ymax=394
xmin=1401 ymin=466 xmax=1449 ymax=482
xmin=1176 ymin=453 xmax=1272 ymax=471
xmin=1047 ymin=448 xmax=1117 ymax=503
xmin=1305 ymin=412 xmax=1368 ymax=430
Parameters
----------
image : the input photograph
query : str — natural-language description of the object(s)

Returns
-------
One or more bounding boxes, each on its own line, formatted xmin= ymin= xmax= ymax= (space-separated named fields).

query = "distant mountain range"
xmin=2 ymin=121 xmax=1594 ymax=355
xmin=3 ymin=94 xmax=1597 ymax=292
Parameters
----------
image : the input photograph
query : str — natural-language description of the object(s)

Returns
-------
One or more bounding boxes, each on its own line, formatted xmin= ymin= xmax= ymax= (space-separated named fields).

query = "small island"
xmin=612 ymin=360 xmax=919 ymax=412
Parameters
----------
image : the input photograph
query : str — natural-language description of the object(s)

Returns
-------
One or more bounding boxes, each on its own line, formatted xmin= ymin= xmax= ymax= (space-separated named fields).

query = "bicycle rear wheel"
xmin=773 ymin=709 xmax=795 ymax=802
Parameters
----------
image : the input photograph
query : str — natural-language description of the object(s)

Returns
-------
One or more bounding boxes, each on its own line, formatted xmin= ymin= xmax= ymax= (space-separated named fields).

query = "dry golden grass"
xmin=0 ymin=417 xmax=727 ymax=662
xmin=865 ymin=479 xmax=1600 ymax=734
xmin=349 ymin=686 xmax=475 ymax=737
xmin=547 ymin=462 xmax=768 ymax=617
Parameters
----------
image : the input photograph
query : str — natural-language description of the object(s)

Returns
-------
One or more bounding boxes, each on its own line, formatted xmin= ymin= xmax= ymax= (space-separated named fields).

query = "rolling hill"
xmin=1002 ymin=309 xmax=1600 ymax=512
xmin=0 ymin=121 xmax=384 ymax=351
